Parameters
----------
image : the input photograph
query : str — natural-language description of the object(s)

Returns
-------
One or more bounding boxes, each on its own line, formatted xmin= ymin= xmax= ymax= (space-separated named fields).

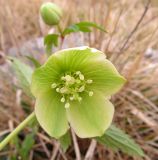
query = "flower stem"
xmin=0 ymin=112 xmax=36 ymax=150
xmin=57 ymin=24 xmax=65 ymax=49
xmin=57 ymin=24 xmax=63 ymax=35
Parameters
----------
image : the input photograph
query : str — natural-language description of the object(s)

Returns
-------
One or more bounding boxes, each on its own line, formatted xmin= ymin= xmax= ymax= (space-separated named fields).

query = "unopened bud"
xmin=40 ymin=2 xmax=62 ymax=26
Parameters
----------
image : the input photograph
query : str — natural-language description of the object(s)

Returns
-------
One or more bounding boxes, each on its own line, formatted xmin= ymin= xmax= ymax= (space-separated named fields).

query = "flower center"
xmin=51 ymin=71 xmax=93 ymax=108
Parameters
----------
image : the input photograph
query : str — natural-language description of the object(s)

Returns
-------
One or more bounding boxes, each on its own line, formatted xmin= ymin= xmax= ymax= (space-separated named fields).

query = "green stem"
xmin=57 ymin=24 xmax=65 ymax=49
xmin=0 ymin=112 xmax=36 ymax=150
xmin=57 ymin=24 xmax=63 ymax=35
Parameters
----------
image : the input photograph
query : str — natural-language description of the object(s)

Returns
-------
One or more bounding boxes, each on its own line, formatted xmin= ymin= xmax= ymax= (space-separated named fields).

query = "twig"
xmin=39 ymin=138 xmax=50 ymax=158
xmin=59 ymin=148 xmax=68 ymax=160
xmin=71 ymin=129 xmax=81 ymax=160
xmin=119 ymin=0 xmax=151 ymax=52
xmin=84 ymin=139 xmax=97 ymax=160
xmin=105 ymin=7 xmax=124 ymax=53
xmin=51 ymin=141 xmax=60 ymax=160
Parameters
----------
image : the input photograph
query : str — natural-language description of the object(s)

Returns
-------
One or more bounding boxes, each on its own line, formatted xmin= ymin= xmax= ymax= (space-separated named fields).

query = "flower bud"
xmin=40 ymin=2 xmax=62 ymax=26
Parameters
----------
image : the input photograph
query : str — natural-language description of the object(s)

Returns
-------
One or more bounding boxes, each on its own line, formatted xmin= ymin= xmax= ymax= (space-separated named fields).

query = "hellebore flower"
xmin=31 ymin=46 xmax=126 ymax=138
xmin=40 ymin=2 xmax=62 ymax=26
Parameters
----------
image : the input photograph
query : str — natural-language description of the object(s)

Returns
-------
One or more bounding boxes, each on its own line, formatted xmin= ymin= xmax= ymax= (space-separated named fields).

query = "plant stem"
xmin=0 ymin=112 xmax=36 ymax=150
xmin=57 ymin=24 xmax=63 ymax=35
xmin=57 ymin=24 xmax=65 ymax=49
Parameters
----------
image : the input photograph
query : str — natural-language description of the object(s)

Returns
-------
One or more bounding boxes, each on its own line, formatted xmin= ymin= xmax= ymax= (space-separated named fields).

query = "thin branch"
xmin=84 ymin=139 xmax=97 ymax=160
xmin=51 ymin=141 xmax=60 ymax=160
xmin=71 ymin=129 xmax=81 ymax=160
xmin=119 ymin=0 xmax=151 ymax=52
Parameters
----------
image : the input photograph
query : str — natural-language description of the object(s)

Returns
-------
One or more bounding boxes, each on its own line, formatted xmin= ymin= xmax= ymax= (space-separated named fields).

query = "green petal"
xmin=82 ymin=59 xmax=126 ymax=96
xmin=46 ymin=46 xmax=106 ymax=72
xmin=66 ymin=92 xmax=114 ymax=138
xmin=35 ymin=91 xmax=69 ymax=138
xmin=31 ymin=56 xmax=61 ymax=97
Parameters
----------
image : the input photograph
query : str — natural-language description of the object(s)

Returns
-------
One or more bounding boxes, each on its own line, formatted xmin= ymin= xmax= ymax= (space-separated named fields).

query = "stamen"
xmin=76 ymin=79 xmax=81 ymax=84
xmin=86 ymin=79 xmax=93 ymax=84
xmin=78 ymin=97 xmax=82 ymax=102
xmin=61 ymin=76 xmax=65 ymax=80
xmin=60 ymin=87 xmax=68 ymax=93
xmin=89 ymin=91 xmax=94 ymax=96
xmin=51 ymin=83 xmax=57 ymax=88
xmin=70 ymin=96 xmax=74 ymax=101
xmin=76 ymin=71 xmax=81 ymax=75
xmin=78 ymin=86 xmax=85 ymax=92
xmin=61 ymin=97 xmax=65 ymax=102
xmin=65 ymin=102 xmax=70 ymax=108
xmin=56 ymin=88 xmax=60 ymax=92
xmin=65 ymin=75 xmax=72 ymax=81
xmin=79 ymin=74 xmax=84 ymax=80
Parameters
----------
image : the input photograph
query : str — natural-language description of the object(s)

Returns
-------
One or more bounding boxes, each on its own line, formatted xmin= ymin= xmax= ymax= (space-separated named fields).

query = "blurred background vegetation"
xmin=0 ymin=0 xmax=158 ymax=159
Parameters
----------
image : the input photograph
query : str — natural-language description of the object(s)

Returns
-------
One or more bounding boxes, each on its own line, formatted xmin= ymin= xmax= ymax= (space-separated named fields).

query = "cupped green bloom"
xmin=40 ymin=2 xmax=62 ymax=26
xmin=31 ymin=46 xmax=126 ymax=138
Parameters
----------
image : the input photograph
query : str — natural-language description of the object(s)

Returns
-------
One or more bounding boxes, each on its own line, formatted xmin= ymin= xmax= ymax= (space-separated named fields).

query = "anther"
xmin=60 ymin=87 xmax=68 ymax=94
xmin=51 ymin=83 xmax=57 ymax=88
xmin=61 ymin=76 xmax=65 ymax=80
xmin=86 ymin=79 xmax=93 ymax=84
xmin=65 ymin=102 xmax=70 ymax=108
xmin=78 ymin=97 xmax=82 ymax=102
xmin=79 ymin=74 xmax=84 ymax=80
xmin=65 ymin=75 xmax=72 ymax=81
xmin=78 ymin=86 xmax=85 ymax=92
xmin=89 ymin=91 xmax=94 ymax=96
xmin=56 ymin=88 xmax=60 ymax=92
xmin=76 ymin=71 xmax=81 ymax=75
xmin=76 ymin=79 xmax=81 ymax=84
xmin=70 ymin=96 xmax=74 ymax=101
xmin=61 ymin=97 xmax=65 ymax=102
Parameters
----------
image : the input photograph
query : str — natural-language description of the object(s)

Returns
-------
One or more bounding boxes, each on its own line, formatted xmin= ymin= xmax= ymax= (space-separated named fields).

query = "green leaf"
xmin=62 ymin=21 xmax=107 ymax=36
xmin=9 ymin=57 xmax=33 ymax=97
xmin=96 ymin=125 xmax=144 ymax=157
xmin=25 ymin=56 xmax=41 ymax=68
xmin=44 ymin=34 xmax=59 ymax=55
xmin=77 ymin=21 xmax=107 ymax=32
xmin=59 ymin=131 xmax=71 ymax=152
xmin=19 ymin=133 xmax=35 ymax=160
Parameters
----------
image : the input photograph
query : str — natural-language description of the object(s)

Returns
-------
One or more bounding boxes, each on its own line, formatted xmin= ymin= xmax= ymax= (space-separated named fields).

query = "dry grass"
xmin=0 ymin=0 xmax=158 ymax=159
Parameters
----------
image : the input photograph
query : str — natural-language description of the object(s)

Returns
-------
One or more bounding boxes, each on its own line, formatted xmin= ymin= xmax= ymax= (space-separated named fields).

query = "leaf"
xmin=62 ymin=21 xmax=107 ymax=36
xmin=44 ymin=34 xmax=59 ymax=55
xmin=77 ymin=21 xmax=106 ymax=32
xmin=19 ymin=133 xmax=35 ymax=160
xmin=59 ymin=131 xmax=71 ymax=152
xmin=9 ymin=57 xmax=33 ymax=97
xmin=96 ymin=125 xmax=144 ymax=157
xmin=25 ymin=56 xmax=41 ymax=68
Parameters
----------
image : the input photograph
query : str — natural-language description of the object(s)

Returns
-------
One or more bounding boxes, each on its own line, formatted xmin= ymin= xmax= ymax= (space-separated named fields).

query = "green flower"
xmin=31 ymin=46 xmax=126 ymax=138
xmin=40 ymin=2 xmax=62 ymax=26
